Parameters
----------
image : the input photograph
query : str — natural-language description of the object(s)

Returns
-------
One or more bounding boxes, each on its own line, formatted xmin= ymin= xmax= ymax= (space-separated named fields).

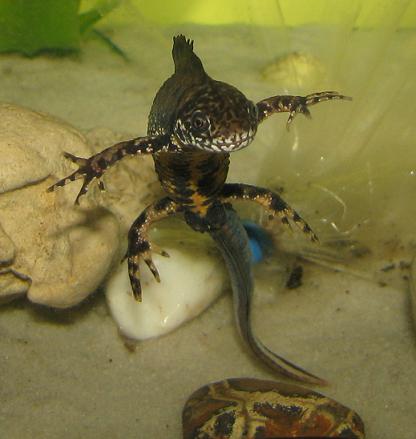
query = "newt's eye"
xmin=191 ymin=112 xmax=210 ymax=131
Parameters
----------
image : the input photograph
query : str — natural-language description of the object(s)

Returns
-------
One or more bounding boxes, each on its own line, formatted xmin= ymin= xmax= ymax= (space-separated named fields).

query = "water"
xmin=0 ymin=12 xmax=415 ymax=439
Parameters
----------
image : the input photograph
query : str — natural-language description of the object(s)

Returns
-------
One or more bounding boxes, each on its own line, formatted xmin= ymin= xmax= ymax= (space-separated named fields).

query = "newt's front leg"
xmin=47 ymin=133 xmax=176 ymax=204
xmin=127 ymin=197 xmax=181 ymax=301
xmin=256 ymin=91 xmax=351 ymax=128
xmin=220 ymin=183 xmax=318 ymax=242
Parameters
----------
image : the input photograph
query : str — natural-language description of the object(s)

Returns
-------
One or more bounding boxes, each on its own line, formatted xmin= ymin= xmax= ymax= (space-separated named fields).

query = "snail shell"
xmin=182 ymin=378 xmax=365 ymax=438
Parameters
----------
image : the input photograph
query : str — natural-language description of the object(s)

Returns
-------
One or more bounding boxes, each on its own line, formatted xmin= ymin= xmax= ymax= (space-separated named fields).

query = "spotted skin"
xmin=126 ymin=197 xmax=180 ymax=301
xmin=48 ymin=35 xmax=350 ymax=383
xmin=220 ymin=183 xmax=319 ymax=242
xmin=257 ymin=91 xmax=351 ymax=128
xmin=48 ymin=134 xmax=173 ymax=204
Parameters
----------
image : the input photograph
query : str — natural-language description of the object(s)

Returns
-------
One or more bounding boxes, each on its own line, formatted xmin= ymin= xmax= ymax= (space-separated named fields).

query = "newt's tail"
xmin=209 ymin=205 xmax=326 ymax=386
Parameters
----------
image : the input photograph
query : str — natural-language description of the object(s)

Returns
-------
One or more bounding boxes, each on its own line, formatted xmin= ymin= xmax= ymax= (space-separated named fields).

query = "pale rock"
xmin=0 ymin=103 xmax=120 ymax=308
xmin=0 ymin=269 xmax=30 ymax=304
xmin=106 ymin=244 xmax=227 ymax=340
xmin=0 ymin=222 xmax=15 ymax=265
xmin=0 ymin=103 xmax=228 ymax=331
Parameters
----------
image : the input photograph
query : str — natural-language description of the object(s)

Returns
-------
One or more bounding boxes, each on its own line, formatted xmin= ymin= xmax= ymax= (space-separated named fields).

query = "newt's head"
xmin=173 ymin=80 xmax=258 ymax=152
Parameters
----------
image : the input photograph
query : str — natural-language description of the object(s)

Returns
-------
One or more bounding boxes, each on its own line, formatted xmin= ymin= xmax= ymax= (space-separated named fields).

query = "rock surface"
xmin=0 ymin=102 xmax=226 ymax=329
xmin=106 ymin=244 xmax=226 ymax=340
xmin=0 ymin=103 xmax=119 ymax=307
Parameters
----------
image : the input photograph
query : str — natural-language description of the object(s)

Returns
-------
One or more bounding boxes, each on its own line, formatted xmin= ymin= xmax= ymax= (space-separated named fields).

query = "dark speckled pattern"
xmin=48 ymin=34 xmax=349 ymax=384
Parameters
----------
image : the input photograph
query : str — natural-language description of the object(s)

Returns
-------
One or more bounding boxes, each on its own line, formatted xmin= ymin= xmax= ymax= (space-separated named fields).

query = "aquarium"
xmin=0 ymin=1 xmax=415 ymax=438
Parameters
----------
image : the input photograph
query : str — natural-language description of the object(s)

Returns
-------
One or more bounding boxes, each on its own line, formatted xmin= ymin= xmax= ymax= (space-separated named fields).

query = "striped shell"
xmin=182 ymin=378 xmax=365 ymax=438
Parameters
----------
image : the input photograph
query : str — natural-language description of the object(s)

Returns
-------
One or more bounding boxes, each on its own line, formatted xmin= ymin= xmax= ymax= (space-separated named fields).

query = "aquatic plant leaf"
xmin=79 ymin=0 xmax=120 ymax=34
xmin=0 ymin=0 xmax=81 ymax=55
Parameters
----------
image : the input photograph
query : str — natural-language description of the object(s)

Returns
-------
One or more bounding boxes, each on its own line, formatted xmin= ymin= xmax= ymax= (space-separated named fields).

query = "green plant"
xmin=0 ymin=0 xmax=123 ymax=57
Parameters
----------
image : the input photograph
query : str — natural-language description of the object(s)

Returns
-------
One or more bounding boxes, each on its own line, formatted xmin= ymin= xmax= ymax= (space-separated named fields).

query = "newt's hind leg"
xmin=127 ymin=197 xmax=181 ymax=301
xmin=220 ymin=183 xmax=318 ymax=242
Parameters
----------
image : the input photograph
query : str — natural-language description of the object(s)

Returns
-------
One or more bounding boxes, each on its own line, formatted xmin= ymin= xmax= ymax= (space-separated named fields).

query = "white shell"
xmin=105 ymin=247 xmax=226 ymax=340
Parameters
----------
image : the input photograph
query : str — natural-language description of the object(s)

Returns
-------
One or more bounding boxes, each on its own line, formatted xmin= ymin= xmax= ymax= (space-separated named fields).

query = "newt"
xmin=48 ymin=35 xmax=349 ymax=385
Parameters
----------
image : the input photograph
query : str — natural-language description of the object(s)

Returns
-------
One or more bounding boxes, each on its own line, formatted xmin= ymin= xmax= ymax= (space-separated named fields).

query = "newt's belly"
xmin=153 ymin=150 xmax=229 ymax=215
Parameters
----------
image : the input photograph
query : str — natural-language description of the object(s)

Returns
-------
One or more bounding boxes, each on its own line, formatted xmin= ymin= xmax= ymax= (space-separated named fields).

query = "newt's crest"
xmin=172 ymin=34 xmax=205 ymax=78
xmin=171 ymin=35 xmax=258 ymax=152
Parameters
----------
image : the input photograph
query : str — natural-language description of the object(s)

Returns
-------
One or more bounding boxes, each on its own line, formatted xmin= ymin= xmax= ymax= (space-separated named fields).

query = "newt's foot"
xmin=126 ymin=237 xmax=171 ymax=301
xmin=126 ymin=197 xmax=179 ymax=301
xmin=286 ymin=91 xmax=352 ymax=128
xmin=220 ymin=183 xmax=319 ymax=243
xmin=256 ymin=90 xmax=351 ymax=126
xmin=47 ymin=151 xmax=102 ymax=204
xmin=127 ymin=245 xmax=166 ymax=301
